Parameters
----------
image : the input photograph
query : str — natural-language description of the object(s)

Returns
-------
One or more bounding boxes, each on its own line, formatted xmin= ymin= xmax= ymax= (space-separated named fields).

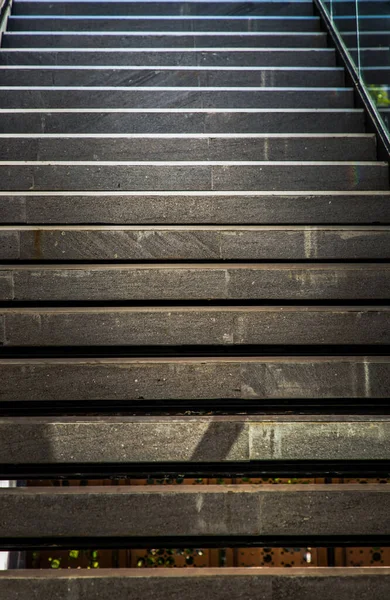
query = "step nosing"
xmin=0 ymin=86 xmax=353 ymax=91
xmin=0 ymin=66 xmax=344 ymax=70
xmin=9 ymin=15 xmax=321 ymax=19
xmin=0 ymin=160 xmax=383 ymax=165
xmin=0 ymin=47 xmax=336 ymax=52
xmin=2 ymin=224 xmax=389 ymax=230
xmin=0 ymin=108 xmax=360 ymax=113
xmin=1 ymin=305 xmax=389 ymax=313
xmin=2 ymin=262 xmax=388 ymax=270
xmin=0 ymin=133 xmax=372 ymax=138
xmin=1 ymin=190 xmax=389 ymax=196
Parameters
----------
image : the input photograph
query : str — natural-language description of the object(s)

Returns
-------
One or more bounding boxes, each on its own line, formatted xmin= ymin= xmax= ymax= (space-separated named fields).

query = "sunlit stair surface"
xmin=0 ymin=0 xmax=390 ymax=597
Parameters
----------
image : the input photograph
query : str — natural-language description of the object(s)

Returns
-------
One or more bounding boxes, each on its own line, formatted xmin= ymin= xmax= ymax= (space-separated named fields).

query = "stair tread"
xmin=1 ymin=415 xmax=390 ymax=463
xmin=1 ymin=355 xmax=390 ymax=401
xmin=0 ymin=485 xmax=388 ymax=538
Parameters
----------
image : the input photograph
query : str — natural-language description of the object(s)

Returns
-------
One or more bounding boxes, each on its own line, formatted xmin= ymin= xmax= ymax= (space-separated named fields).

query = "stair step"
xmin=327 ymin=0 xmax=390 ymax=16
xmin=12 ymin=1 xmax=315 ymax=17
xmin=0 ymin=87 xmax=355 ymax=108
xmin=0 ymin=48 xmax=336 ymax=67
xmin=357 ymin=67 xmax=390 ymax=86
xmin=1 ymin=306 xmax=389 ymax=346
xmin=0 ymin=569 xmax=389 ymax=598
xmin=0 ymin=66 xmax=346 ymax=87
xmin=0 ymin=111 xmax=365 ymax=134
xmin=2 ymin=191 xmax=390 ymax=225
xmin=350 ymin=47 xmax=390 ymax=68
xmin=1 ymin=31 xmax=329 ymax=48
xmin=1 ymin=356 xmax=389 ymax=400
xmin=340 ymin=31 xmax=390 ymax=47
xmin=0 ymin=161 xmax=387 ymax=191
xmin=1 ymin=225 xmax=389 ymax=260
xmin=1 ymin=415 xmax=390 ymax=462
xmin=334 ymin=15 xmax=390 ymax=32
xmin=7 ymin=16 xmax=322 ymax=32
xmin=0 ymin=135 xmax=374 ymax=161
xmin=2 ymin=264 xmax=390 ymax=301
xmin=0 ymin=485 xmax=388 ymax=537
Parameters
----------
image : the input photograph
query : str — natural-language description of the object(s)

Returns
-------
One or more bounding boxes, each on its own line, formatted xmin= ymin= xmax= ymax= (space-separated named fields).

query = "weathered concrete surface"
xmin=0 ymin=88 xmax=353 ymax=109
xmin=1 ymin=306 xmax=390 ymax=347
xmin=0 ymin=416 xmax=389 ymax=463
xmin=2 ymin=226 xmax=390 ymax=260
xmin=0 ymin=163 xmax=387 ymax=191
xmin=8 ymin=16 xmax=322 ymax=32
xmin=0 ymin=49 xmax=334 ymax=67
xmin=0 ymin=111 xmax=365 ymax=135
xmin=0 ymin=485 xmax=388 ymax=537
xmin=1 ymin=192 xmax=389 ymax=225
xmin=0 ymin=569 xmax=389 ymax=600
xmin=2 ymin=32 xmax=329 ymax=49
xmin=0 ymin=66 xmax=344 ymax=87
xmin=0 ymin=357 xmax=389 ymax=401
xmin=1 ymin=264 xmax=390 ymax=301
xmin=12 ymin=2 xmax=315 ymax=16
xmin=0 ymin=230 xmax=19 ymax=259
xmin=0 ymin=135 xmax=372 ymax=160
xmin=0 ymin=272 xmax=13 ymax=300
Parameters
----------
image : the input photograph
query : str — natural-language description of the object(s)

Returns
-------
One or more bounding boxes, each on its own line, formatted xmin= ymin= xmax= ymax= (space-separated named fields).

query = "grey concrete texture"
xmin=0 ymin=49 xmax=336 ymax=67
xmin=1 ymin=356 xmax=389 ymax=401
xmin=0 ymin=416 xmax=389 ymax=463
xmin=0 ymin=485 xmax=388 ymax=537
xmin=2 ymin=192 xmax=389 ymax=225
xmin=0 ymin=67 xmax=345 ymax=87
xmin=0 ymin=111 xmax=362 ymax=134
xmin=1 ymin=306 xmax=390 ymax=346
xmin=1 ymin=226 xmax=389 ymax=260
xmin=2 ymin=264 xmax=390 ymax=301
xmin=0 ymin=135 xmax=373 ymax=160
xmin=12 ymin=1 xmax=315 ymax=16
xmin=2 ymin=32 xmax=329 ymax=48
xmin=0 ymin=88 xmax=354 ymax=109
xmin=0 ymin=163 xmax=387 ymax=191
xmin=7 ymin=16 xmax=321 ymax=32
xmin=0 ymin=230 xmax=19 ymax=259
xmin=0 ymin=569 xmax=389 ymax=600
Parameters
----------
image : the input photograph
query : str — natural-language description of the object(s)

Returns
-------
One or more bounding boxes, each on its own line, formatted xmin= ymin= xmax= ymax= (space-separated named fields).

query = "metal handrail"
xmin=0 ymin=0 xmax=12 ymax=41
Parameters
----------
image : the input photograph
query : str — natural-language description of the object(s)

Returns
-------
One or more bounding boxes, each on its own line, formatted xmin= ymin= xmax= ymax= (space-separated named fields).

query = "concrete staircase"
xmin=0 ymin=0 xmax=390 ymax=596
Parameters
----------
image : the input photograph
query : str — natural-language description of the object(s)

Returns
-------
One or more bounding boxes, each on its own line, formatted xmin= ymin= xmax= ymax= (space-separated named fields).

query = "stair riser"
xmin=0 ymin=137 xmax=374 ymax=161
xmin=7 ymin=16 xmax=321 ymax=32
xmin=328 ymin=0 xmax=390 ymax=16
xmin=0 ymin=49 xmax=336 ymax=67
xmin=2 ymin=193 xmax=390 ymax=225
xmin=2 ymin=228 xmax=389 ymax=261
xmin=350 ymin=49 xmax=390 ymax=68
xmin=340 ymin=32 xmax=390 ymax=46
xmin=0 ymin=68 xmax=345 ymax=87
xmin=12 ymin=1 xmax=315 ymax=17
xmin=0 ymin=112 xmax=364 ymax=134
xmin=358 ymin=69 xmax=390 ymax=86
xmin=0 ymin=164 xmax=386 ymax=191
xmin=1 ymin=358 xmax=389 ymax=400
xmin=1 ymin=418 xmax=390 ymax=462
xmin=0 ymin=486 xmax=388 ymax=536
xmin=2 ymin=266 xmax=390 ymax=300
xmin=1 ymin=32 xmax=329 ymax=48
xmin=1 ymin=308 xmax=389 ymax=346
xmin=334 ymin=16 xmax=390 ymax=32
xmin=0 ymin=89 xmax=355 ymax=108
